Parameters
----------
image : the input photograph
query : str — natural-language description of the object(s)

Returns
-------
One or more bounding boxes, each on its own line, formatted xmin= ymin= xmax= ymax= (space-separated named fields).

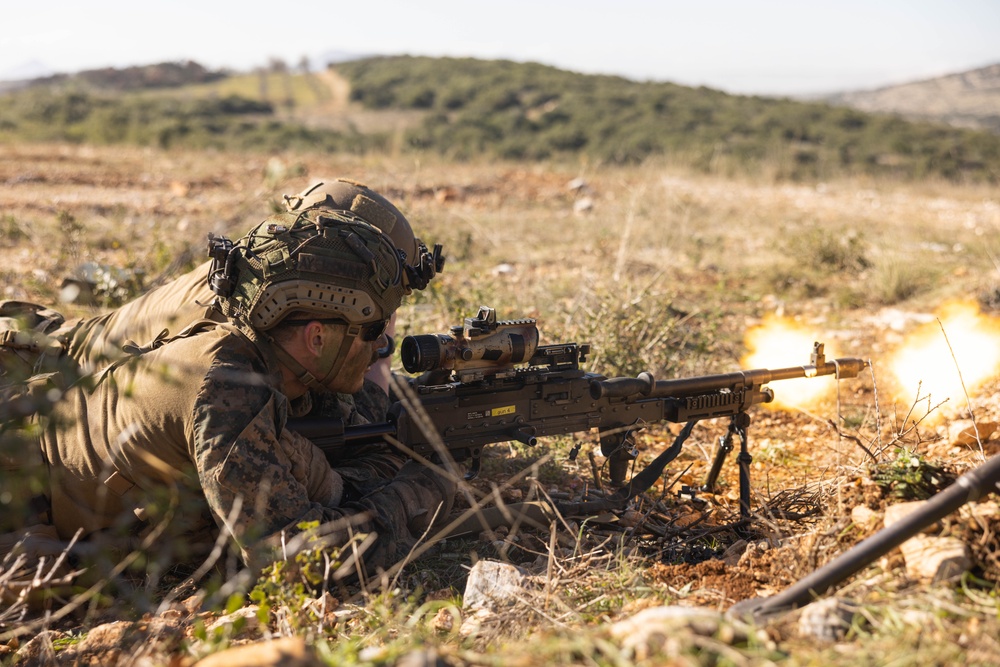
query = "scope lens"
xmin=401 ymin=334 xmax=444 ymax=373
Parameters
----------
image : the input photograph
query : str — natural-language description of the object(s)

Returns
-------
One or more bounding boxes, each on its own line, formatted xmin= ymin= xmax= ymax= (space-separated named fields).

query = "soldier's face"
xmin=319 ymin=327 xmax=381 ymax=394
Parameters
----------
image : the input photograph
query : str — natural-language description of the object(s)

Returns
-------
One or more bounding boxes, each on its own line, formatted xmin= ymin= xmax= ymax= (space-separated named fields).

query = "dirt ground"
xmin=3 ymin=142 xmax=1000 ymax=664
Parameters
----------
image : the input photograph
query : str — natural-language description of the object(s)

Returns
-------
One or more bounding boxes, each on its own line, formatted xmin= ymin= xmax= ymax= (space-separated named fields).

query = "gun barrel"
xmin=739 ymin=356 xmax=869 ymax=385
xmin=589 ymin=358 xmax=868 ymax=401
xmin=654 ymin=357 xmax=870 ymax=398
xmin=822 ymin=357 xmax=869 ymax=379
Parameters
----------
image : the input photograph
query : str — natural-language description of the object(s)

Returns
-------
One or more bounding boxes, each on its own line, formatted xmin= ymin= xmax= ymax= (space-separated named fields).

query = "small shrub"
xmin=866 ymin=254 xmax=934 ymax=305
xmin=570 ymin=287 xmax=723 ymax=378
xmin=788 ymin=227 xmax=870 ymax=273
xmin=0 ymin=215 xmax=27 ymax=245
xmin=869 ymin=447 xmax=955 ymax=500
xmin=250 ymin=522 xmax=351 ymax=635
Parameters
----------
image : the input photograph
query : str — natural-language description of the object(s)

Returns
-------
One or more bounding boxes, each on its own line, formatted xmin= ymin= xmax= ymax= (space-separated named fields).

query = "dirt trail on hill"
xmin=284 ymin=67 xmax=426 ymax=133
xmin=315 ymin=68 xmax=352 ymax=111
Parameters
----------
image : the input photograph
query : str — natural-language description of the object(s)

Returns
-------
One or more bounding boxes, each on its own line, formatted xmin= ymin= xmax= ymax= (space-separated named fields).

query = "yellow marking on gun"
xmin=491 ymin=405 xmax=516 ymax=417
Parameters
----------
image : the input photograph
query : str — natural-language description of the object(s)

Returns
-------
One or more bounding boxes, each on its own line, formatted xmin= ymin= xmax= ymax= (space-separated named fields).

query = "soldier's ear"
xmin=303 ymin=321 xmax=328 ymax=357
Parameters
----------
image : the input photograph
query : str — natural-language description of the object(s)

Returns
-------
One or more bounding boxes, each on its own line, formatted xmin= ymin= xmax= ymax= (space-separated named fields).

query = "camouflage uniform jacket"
xmin=38 ymin=322 xmax=445 ymax=574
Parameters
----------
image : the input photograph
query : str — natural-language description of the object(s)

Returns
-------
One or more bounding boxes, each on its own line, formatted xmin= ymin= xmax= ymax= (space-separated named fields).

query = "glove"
xmin=388 ymin=460 xmax=458 ymax=536
xmin=388 ymin=369 xmax=453 ymax=404
xmin=411 ymin=369 xmax=453 ymax=387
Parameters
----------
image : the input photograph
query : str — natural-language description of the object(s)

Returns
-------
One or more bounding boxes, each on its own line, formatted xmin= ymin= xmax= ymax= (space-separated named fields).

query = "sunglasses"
xmin=281 ymin=317 xmax=389 ymax=342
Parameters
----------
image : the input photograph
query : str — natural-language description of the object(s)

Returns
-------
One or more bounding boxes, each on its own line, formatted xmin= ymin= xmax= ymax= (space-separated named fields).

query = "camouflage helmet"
xmin=283 ymin=178 xmax=444 ymax=292
xmin=208 ymin=208 xmax=406 ymax=332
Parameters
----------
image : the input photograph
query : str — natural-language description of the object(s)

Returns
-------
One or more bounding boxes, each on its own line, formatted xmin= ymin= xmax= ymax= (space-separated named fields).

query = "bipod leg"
xmin=733 ymin=412 xmax=753 ymax=520
xmin=701 ymin=418 xmax=738 ymax=493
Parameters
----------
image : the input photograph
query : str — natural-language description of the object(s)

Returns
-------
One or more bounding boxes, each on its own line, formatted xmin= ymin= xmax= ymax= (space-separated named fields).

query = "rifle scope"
xmin=400 ymin=306 xmax=540 ymax=381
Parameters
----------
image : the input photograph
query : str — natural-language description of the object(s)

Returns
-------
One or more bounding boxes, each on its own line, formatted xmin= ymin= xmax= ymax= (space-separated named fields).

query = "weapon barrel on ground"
xmin=732 ymin=452 xmax=1000 ymax=623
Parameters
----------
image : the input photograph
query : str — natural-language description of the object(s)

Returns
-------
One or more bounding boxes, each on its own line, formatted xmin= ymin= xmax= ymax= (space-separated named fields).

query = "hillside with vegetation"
xmin=31 ymin=60 xmax=229 ymax=91
xmin=336 ymin=56 xmax=1000 ymax=182
xmin=1 ymin=56 xmax=999 ymax=183
xmin=827 ymin=62 xmax=1000 ymax=135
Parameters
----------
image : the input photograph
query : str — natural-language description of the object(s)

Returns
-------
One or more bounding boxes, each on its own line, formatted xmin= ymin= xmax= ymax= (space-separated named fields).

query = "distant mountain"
xmin=826 ymin=63 xmax=1000 ymax=134
xmin=0 ymin=59 xmax=55 ymax=93
xmin=331 ymin=56 xmax=1000 ymax=182
xmin=30 ymin=60 xmax=229 ymax=91
xmin=0 ymin=59 xmax=54 ymax=82
xmin=314 ymin=50 xmax=375 ymax=68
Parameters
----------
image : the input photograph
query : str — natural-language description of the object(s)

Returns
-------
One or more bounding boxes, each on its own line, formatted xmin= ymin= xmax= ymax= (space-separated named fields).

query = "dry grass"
xmin=2 ymin=142 xmax=1000 ymax=664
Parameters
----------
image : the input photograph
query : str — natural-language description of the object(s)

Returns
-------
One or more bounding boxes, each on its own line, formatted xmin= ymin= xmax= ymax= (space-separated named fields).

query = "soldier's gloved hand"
xmin=387 ymin=369 xmax=453 ymax=404
xmin=411 ymin=369 xmax=453 ymax=387
xmin=388 ymin=459 xmax=458 ymax=536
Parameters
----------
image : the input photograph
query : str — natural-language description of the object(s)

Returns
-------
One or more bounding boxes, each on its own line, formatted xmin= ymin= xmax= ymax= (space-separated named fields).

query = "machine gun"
xmin=290 ymin=306 xmax=869 ymax=518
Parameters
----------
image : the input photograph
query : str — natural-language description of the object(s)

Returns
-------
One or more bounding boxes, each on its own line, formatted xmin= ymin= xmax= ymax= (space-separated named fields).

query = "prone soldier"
xmin=4 ymin=181 xmax=454 ymax=581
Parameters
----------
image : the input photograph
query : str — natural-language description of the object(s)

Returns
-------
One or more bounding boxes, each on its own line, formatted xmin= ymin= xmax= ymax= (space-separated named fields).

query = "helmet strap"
xmin=266 ymin=324 xmax=361 ymax=394
xmin=315 ymin=323 xmax=361 ymax=387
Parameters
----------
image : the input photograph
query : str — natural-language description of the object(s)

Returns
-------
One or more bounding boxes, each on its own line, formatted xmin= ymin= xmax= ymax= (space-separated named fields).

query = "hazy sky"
xmin=3 ymin=0 xmax=998 ymax=96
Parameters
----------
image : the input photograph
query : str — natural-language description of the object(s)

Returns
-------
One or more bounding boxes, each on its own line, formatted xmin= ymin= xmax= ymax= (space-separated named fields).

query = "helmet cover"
xmin=284 ymin=178 xmax=443 ymax=291
xmin=215 ymin=209 xmax=406 ymax=332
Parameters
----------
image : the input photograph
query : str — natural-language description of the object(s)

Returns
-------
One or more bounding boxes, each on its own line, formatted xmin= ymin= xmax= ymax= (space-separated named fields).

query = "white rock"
xmin=207 ymin=605 xmax=261 ymax=639
xmin=898 ymin=535 xmax=971 ymax=583
xmin=462 ymin=560 xmax=530 ymax=612
xmin=851 ymin=505 xmax=879 ymax=528
xmin=883 ymin=501 xmax=938 ymax=533
xmin=960 ymin=500 xmax=1000 ymax=521
xmin=458 ymin=608 xmax=494 ymax=639
xmin=608 ymin=606 xmax=723 ymax=640
xmin=797 ymin=597 xmax=859 ymax=641
xmin=609 ymin=606 xmax=766 ymax=659
xmin=881 ymin=501 xmax=971 ymax=581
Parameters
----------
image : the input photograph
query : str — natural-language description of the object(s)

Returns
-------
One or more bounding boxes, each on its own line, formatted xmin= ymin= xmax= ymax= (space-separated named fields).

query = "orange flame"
xmin=887 ymin=300 xmax=1000 ymax=417
xmin=742 ymin=315 xmax=843 ymax=411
